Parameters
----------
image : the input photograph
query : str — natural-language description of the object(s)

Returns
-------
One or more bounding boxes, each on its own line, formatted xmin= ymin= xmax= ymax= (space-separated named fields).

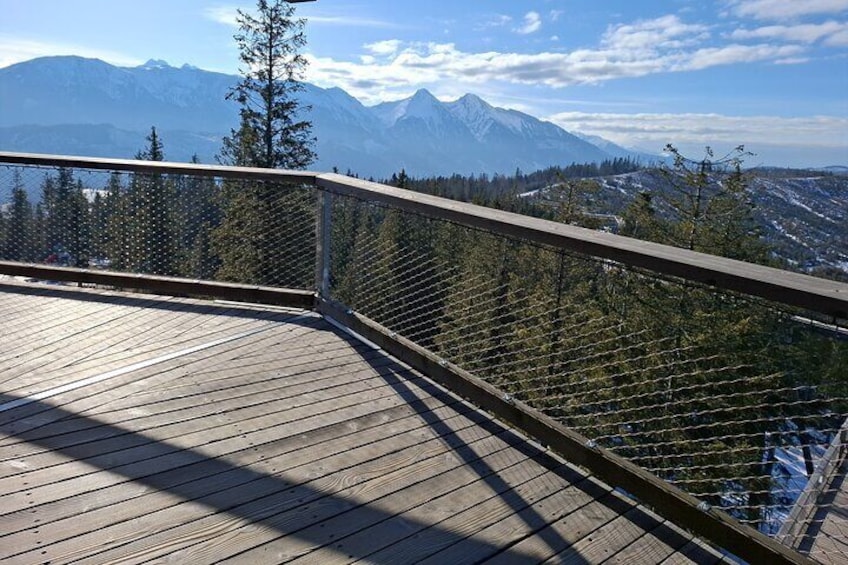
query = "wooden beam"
xmin=317 ymin=298 xmax=816 ymax=565
xmin=0 ymin=151 xmax=316 ymax=184
xmin=0 ymin=261 xmax=315 ymax=310
xmin=315 ymin=173 xmax=848 ymax=320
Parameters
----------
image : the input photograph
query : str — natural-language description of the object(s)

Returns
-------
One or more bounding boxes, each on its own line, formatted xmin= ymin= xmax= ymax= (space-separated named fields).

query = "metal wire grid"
xmin=0 ymin=164 xmax=317 ymax=290
xmin=325 ymin=190 xmax=848 ymax=556
xmin=3 ymin=161 xmax=847 ymax=560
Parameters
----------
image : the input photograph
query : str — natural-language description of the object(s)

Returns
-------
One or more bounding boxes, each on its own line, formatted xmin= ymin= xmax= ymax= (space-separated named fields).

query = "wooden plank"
xmin=317 ymin=299 xmax=816 ymax=565
xmin=316 ymin=173 xmax=848 ymax=319
xmin=0 ymin=322 xmax=418 ymax=455
xmin=482 ymin=490 xmax=634 ymax=564
xmin=0 ymin=310 xmax=312 ymax=428
xmin=0 ymin=363 xmax=431 ymax=504
xmin=0 ymin=337 xmax=379 ymax=454
xmin=0 ymin=320 xmax=354 ymax=454
xmin=0 ymin=150 xmax=317 ymax=184
xmin=1 ymin=400 xmax=479 ymax=555
xmin=804 ymin=466 xmax=848 ymax=562
xmin=660 ymin=539 xmax=726 ymax=565
xmin=416 ymin=475 xmax=611 ymax=565
xmin=778 ymin=417 xmax=848 ymax=549
xmin=2 ymin=332 xmax=386 ymax=450
xmin=9 ymin=399 xmax=507 ymax=564
xmin=44 ymin=328 xmax=371 ymax=422
xmin=225 ymin=434 xmax=534 ymax=564
xmin=0 ymin=293 xmax=149 ymax=369
xmin=358 ymin=461 xmax=585 ymax=564
xmin=284 ymin=454 xmax=572 ymax=564
xmin=543 ymin=505 xmax=665 ymax=563
xmin=0 ymin=353 xmax=406 ymax=483
xmin=0 ymin=389 xmax=471 ymax=537
xmin=0 ymin=261 xmax=316 ymax=309
xmin=97 ymin=427 xmax=521 ymax=564
xmin=0 ymin=298 xmax=220 ymax=393
xmin=606 ymin=517 xmax=697 ymax=564
xmin=3 ymin=350 xmax=392 ymax=475
xmin=0 ymin=357 xmax=392 ymax=485
xmin=0 ymin=289 xmax=81 ymax=336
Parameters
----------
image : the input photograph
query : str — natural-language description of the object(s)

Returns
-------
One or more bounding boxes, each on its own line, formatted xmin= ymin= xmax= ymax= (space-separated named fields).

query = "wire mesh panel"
xmin=324 ymin=188 xmax=848 ymax=560
xmin=0 ymin=163 xmax=317 ymax=290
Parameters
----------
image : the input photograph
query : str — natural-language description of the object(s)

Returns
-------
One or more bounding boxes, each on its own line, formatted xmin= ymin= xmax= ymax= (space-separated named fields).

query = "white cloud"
xmin=727 ymin=0 xmax=848 ymax=20
xmin=550 ymin=10 xmax=565 ymax=22
xmin=0 ymin=35 xmax=143 ymax=69
xmin=515 ymin=11 xmax=542 ymax=35
xmin=730 ymin=20 xmax=848 ymax=43
xmin=602 ymin=15 xmax=710 ymax=51
xmin=475 ymin=14 xmax=512 ymax=31
xmin=546 ymin=111 xmax=848 ymax=151
xmin=202 ymin=5 xmax=398 ymax=29
xmin=365 ymin=39 xmax=403 ymax=56
xmin=203 ymin=6 xmax=239 ymax=27
xmin=305 ymin=15 xmax=812 ymax=101
xmin=679 ymin=43 xmax=804 ymax=70
xmin=825 ymin=28 xmax=848 ymax=45
xmin=303 ymin=15 xmax=400 ymax=28
xmin=774 ymin=56 xmax=812 ymax=64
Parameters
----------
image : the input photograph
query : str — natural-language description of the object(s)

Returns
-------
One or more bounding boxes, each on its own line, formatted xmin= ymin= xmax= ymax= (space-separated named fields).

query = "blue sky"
xmin=2 ymin=0 xmax=847 ymax=166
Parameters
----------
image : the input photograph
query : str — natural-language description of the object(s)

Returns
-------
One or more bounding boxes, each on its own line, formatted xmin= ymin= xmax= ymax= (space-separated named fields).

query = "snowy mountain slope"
xmin=0 ymin=56 xmax=646 ymax=178
xmin=523 ymin=169 xmax=848 ymax=274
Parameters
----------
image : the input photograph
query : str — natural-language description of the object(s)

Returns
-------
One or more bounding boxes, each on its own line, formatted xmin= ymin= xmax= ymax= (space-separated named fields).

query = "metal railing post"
xmin=315 ymin=189 xmax=333 ymax=301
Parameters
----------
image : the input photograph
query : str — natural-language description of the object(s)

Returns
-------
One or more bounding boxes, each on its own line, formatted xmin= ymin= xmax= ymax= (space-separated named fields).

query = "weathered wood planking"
xmin=1 ymin=283 xmax=729 ymax=564
xmin=802 ymin=462 xmax=848 ymax=564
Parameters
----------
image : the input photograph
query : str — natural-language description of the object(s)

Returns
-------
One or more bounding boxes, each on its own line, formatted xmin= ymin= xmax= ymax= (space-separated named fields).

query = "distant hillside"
xmin=0 ymin=56 xmax=648 ymax=178
xmin=521 ymin=169 xmax=848 ymax=276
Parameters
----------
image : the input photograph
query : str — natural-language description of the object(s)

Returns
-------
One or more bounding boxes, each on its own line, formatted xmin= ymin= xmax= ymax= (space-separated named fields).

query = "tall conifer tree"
xmin=215 ymin=0 xmax=316 ymax=286
xmin=3 ymin=170 xmax=33 ymax=261
xmin=220 ymin=0 xmax=314 ymax=169
xmin=128 ymin=127 xmax=174 ymax=274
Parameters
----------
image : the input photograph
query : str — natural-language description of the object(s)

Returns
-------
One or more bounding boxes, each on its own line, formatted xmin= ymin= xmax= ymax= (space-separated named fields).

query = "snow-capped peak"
xmin=446 ymin=93 xmax=504 ymax=140
xmin=140 ymin=59 xmax=172 ymax=70
xmin=372 ymin=88 xmax=446 ymax=127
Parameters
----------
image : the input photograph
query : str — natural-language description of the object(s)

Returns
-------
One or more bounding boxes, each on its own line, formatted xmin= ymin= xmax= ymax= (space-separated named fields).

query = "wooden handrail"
xmin=316 ymin=173 xmax=848 ymax=319
xmin=0 ymin=151 xmax=316 ymax=184
xmin=1 ymin=151 xmax=845 ymax=319
xmin=0 ymin=261 xmax=315 ymax=309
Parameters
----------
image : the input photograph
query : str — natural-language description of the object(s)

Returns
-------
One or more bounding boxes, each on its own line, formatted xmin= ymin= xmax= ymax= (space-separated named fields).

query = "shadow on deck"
xmin=0 ymin=281 xmax=722 ymax=564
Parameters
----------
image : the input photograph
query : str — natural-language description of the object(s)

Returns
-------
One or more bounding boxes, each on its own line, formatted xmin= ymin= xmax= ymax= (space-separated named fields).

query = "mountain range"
xmin=0 ymin=56 xmax=651 ymax=178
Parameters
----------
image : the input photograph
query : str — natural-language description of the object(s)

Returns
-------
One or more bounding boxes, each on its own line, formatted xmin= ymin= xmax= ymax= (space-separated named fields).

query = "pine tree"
xmin=104 ymin=172 xmax=129 ymax=270
xmin=173 ymin=156 xmax=222 ymax=279
xmin=659 ymin=144 xmax=767 ymax=262
xmin=215 ymin=0 xmax=316 ymax=287
xmin=219 ymin=0 xmax=314 ymax=168
xmin=128 ymin=127 xmax=175 ymax=275
xmin=41 ymin=168 xmax=90 ymax=266
xmin=3 ymin=170 xmax=33 ymax=261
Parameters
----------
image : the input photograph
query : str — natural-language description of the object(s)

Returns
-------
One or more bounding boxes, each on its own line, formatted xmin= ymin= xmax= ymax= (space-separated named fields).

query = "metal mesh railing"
xmin=324 ymin=189 xmax=848 ymax=560
xmin=2 ymin=154 xmax=847 ymax=562
xmin=0 ymin=163 xmax=317 ymax=290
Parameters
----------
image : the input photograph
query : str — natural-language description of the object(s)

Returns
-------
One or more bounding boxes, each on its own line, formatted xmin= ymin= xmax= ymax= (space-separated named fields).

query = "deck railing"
xmin=1 ymin=151 xmax=846 ymax=565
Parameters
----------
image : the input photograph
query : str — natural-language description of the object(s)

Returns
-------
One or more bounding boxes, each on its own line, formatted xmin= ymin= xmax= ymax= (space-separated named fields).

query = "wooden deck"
xmin=0 ymin=280 xmax=727 ymax=564
xmin=796 ymin=459 xmax=848 ymax=564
